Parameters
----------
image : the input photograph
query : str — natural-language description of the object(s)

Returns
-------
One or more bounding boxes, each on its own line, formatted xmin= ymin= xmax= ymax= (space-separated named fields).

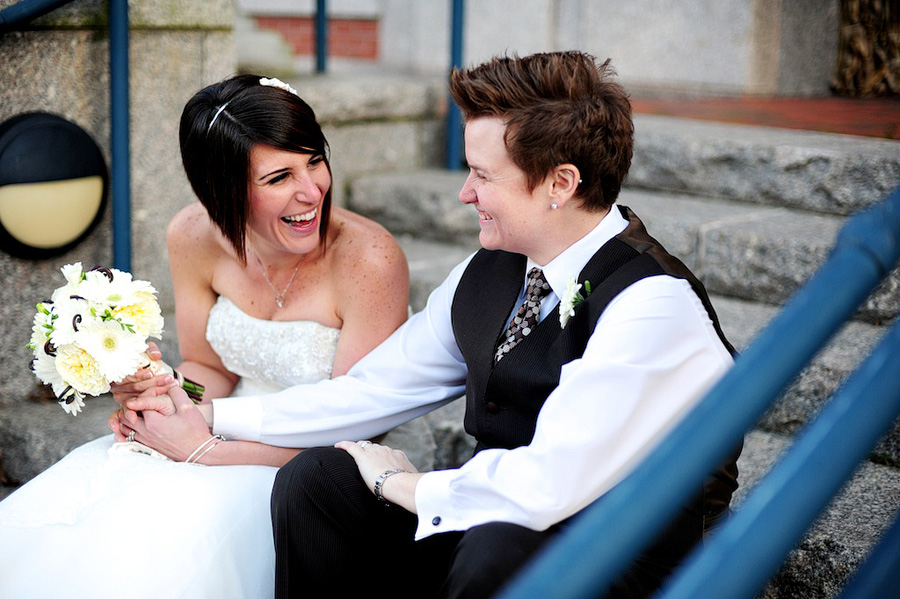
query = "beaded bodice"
xmin=206 ymin=295 xmax=341 ymax=395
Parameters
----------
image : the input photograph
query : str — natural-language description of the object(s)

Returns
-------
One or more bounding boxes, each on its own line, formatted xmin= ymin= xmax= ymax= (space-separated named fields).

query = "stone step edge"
xmin=731 ymin=429 xmax=900 ymax=598
xmin=350 ymin=171 xmax=900 ymax=323
xmin=630 ymin=114 xmax=900 ymax=217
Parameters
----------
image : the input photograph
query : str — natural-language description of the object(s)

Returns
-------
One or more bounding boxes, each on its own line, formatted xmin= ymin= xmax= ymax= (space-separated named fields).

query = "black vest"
xmin=450 ymin=206 xmax=740 ymax=516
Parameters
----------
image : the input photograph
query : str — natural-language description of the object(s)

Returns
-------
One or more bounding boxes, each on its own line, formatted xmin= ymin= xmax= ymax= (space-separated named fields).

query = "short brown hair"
xmin=449 ymin=51 xmax=633 ymax=211
xmin=179 ymin=74 xmax=332 ymax=262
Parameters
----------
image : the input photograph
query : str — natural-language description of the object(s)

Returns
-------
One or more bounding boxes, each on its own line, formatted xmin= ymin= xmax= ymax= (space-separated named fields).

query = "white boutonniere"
xmin=559 ymin=277 xmax=592 ymax=329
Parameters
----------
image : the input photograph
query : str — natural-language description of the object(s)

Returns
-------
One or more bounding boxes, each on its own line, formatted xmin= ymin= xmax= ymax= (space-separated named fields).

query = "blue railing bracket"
xmin=445 ymin=0 xmax=464 ymax=170
xmin=0 ymin=0 xmax=73 ymax=34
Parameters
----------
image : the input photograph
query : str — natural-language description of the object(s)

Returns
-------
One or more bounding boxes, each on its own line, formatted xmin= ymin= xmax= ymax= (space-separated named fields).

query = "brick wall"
xmin=255 ymin=16 xmax=378 ymax=60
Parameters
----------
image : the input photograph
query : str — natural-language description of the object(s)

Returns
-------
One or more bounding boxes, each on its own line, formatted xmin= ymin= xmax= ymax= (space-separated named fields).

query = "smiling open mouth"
xmin=282 ymin=208 xmax=317 ymax=225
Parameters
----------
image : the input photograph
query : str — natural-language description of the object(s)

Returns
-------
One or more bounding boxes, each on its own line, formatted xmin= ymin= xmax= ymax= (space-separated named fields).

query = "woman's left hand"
xmin=335 ymin=440 xmax=422 ymax=513
xmin=115 ymin=385 xmax=212 ymax=461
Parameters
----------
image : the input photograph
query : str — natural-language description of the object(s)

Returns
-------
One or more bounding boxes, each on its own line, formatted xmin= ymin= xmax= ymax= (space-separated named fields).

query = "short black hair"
xmin=179 ymin=74 xmax=332 ymax=262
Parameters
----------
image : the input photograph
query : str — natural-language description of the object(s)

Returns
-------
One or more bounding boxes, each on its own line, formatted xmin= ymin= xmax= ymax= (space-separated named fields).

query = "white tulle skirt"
xmin=0 ymin=434 xmax=278 ymax=599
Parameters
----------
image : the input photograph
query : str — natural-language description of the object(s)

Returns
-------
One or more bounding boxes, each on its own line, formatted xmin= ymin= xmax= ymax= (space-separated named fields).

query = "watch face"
xmin=0 ymin=112 xmax=108 ymax=260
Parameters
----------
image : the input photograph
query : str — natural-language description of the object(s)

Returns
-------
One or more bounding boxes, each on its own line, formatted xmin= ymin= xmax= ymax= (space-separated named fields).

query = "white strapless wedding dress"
xmin=0 ymin=296 xmax=434 ymax=599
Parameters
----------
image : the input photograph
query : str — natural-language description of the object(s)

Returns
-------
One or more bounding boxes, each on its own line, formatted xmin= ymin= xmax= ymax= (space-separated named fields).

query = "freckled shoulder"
xmin=327 ymin=207 xmax=410 ymax=290
xmin=166 ymin=202 xmax=231 ymax=259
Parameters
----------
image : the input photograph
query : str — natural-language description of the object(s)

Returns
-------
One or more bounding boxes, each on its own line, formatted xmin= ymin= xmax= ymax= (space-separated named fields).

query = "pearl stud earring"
xmin=551 ymin=203 xmax=558 ymax=210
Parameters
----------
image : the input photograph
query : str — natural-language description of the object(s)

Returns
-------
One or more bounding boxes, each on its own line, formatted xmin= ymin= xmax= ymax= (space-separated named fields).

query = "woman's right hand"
xmin=109 ymin=342 xmax=173 ymax=406
xmin=108 ymin=373 xmax=181 ymax=441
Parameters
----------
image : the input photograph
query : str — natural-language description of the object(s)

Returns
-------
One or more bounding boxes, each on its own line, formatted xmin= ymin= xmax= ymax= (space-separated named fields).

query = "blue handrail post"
xmin=445 ymin=0 xmax=464 ymax=170
xmin=0 ymin=0 xmax=73 ymax=33
xmin=109 ymin=0 xmax=130 ymax=272
xmin=315 ymin=0 xmax=327 ymax=74
xmin=658 ymin=317 xmax=900 ymax=599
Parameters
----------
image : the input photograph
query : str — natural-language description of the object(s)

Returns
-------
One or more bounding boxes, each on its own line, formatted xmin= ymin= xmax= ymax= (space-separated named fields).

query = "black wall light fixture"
xmin=0 ymin=112 xmax=108 ymax=259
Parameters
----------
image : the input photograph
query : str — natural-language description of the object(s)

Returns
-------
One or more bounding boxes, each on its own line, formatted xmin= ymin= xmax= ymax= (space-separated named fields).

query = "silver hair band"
xmin=208 ymin=101 xmax=231 ymax=132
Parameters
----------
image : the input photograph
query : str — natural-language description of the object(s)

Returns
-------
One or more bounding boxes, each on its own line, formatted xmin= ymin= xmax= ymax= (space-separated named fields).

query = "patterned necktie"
xmin=494 ymin=268 xmax=551 ymax=364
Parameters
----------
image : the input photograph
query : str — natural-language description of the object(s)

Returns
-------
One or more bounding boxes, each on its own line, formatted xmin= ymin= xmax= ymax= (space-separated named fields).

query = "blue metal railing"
xmin=498 ymin=186 xmax=900 ymax=599
xmin=1 ymin=0 xmax=131 ymax=272
xmin=109 ymin=0 xmax=130 ymax=272
xmin=315 ymin=0 xmax=327 ymax=73
xmin=445 ymin=0 xmax=465 ymax=170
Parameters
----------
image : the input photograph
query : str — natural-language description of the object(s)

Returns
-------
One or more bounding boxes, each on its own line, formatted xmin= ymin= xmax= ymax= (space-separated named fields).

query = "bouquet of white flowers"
xmin=26 ymin=262 xmax=201 ymax=416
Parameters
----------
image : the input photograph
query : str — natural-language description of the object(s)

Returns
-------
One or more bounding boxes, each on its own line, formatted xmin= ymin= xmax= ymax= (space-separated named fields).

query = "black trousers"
xmin=271 ymin=447 xmax=702 ymax=599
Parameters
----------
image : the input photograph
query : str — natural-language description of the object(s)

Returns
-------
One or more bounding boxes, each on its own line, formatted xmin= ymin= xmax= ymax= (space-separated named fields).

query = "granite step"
xmin=629 ymin=114 xmax=900 ymax=217
xmin=348 ymin=170 xmax=900 ymax=324
xmin=734 ymin=430 xmax=900 ymax=599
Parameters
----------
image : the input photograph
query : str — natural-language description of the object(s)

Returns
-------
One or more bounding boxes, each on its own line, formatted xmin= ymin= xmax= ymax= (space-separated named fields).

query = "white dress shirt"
xmin=212 ymin=205 xmax=734 ymax=540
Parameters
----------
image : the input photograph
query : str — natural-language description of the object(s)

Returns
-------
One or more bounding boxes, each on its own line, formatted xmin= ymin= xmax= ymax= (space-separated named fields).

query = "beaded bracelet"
xmin=186 ymin=434 xmax=226 ymax=464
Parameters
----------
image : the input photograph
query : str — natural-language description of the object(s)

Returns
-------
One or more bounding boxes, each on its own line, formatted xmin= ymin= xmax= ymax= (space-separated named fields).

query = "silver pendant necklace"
xmin=254 ymin=252 xmax=306 ymax=308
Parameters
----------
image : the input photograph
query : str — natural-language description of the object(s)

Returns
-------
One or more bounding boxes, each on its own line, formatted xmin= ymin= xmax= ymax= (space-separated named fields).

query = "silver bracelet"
xmin=373 ymin=468 xmax=410 ymax=505
xmin=186 ymin=434 xmax=226 ymax=464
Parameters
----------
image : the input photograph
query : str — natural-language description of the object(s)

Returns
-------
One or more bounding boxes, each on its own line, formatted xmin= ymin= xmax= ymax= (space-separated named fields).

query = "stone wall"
xmin=378 ymin=0 xmax=840 ymax=96
xmin=0 ymin=0 xmax=235 ymax=412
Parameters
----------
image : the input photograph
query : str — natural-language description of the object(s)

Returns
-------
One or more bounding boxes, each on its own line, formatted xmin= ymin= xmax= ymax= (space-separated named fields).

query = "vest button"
xmin=432 ymin=516 xmax=442 ymax=526
xmin=486 ymin=402 xmax=500 ymax=414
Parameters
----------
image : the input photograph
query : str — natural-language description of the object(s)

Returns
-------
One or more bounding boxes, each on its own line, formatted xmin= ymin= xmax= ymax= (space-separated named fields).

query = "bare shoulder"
xmin=328 ymin=208 xmax=409 ymax=289
xmin=166 ymin=202 xmax=234 ymax=281
xmin=167 ymin=203 xmax=229 ymax=256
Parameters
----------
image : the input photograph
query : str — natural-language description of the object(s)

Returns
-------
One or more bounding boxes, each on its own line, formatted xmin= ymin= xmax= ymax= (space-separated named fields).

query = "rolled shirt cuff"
xmin=210 ymin=395 xmax=263 ymax=442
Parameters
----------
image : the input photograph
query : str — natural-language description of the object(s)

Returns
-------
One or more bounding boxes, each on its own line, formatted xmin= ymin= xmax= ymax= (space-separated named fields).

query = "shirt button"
xmin=432 ymin=516 xmax=442 ymax=526
xmin=486 ymin=402 xmax=499 ymax=414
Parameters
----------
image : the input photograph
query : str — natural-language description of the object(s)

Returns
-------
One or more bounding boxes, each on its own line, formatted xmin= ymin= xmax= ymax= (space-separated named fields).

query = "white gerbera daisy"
xmin=54 ymin=343 xmax=110 ymax=397
xmin=78 ymin=268 xmax=135 ymax=306
xmin=48 ymin=297 xmax=93 ymax=348
xmin=31 ymin=344 xmax=63 ymax=391
xmin=58 ymin=389 xmax=86 ymax=416
xmin=75 ymin=319 xmax=148 ymax=383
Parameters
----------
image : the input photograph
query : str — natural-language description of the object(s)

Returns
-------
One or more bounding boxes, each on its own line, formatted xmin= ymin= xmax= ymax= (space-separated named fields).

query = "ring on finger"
xmin=357 ymin=440 xmax=371 ymax=449
xmin=126 ymin=429 xmax=136 ymax=443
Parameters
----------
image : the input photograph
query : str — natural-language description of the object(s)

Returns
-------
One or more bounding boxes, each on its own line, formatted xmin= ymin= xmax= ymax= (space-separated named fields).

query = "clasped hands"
xmin=108 ymin=345 xmax=212 ymax=462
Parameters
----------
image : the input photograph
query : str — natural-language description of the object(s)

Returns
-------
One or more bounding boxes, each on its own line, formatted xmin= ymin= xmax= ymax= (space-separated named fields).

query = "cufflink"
xmin=432 ymin=516 xmax=442 ymax=526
